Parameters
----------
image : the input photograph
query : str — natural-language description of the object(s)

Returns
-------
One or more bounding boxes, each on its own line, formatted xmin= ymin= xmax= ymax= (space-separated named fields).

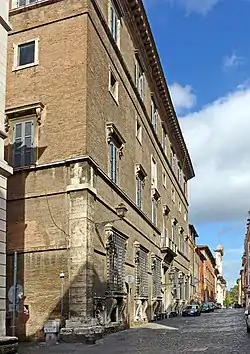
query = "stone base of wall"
xmin=60 ymin=319 xmax=126 ymax=343
xmin=0 ymin=337 xmax=18 ymax=354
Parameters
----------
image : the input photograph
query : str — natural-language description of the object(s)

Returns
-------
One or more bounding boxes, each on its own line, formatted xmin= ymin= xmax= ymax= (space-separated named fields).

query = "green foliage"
xmin=223 ymin=284 xmax=239 ymax=306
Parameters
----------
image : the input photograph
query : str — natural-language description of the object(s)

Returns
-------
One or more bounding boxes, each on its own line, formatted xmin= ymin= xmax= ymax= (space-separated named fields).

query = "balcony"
xmin=160 ymin=236 xmax=177 ymax=257
xmin=11 ymin=0 xmax=47 ymax=10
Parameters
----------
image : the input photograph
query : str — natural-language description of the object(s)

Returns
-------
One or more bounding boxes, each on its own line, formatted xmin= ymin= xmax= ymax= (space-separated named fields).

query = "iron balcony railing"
xmin=160 ymin=236 xmax=177 ymax=254
xmin=12 ymin=0 xmax=48 ymax=9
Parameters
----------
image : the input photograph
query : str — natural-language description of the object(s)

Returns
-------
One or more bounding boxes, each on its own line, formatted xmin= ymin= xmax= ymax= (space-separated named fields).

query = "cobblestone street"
xmin=19 ymin=309 xmax=250 ymax=354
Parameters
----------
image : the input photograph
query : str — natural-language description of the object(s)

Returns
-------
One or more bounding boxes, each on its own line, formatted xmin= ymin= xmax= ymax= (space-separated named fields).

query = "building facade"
xmin=197 ymin=246 xmax=217 ymax=303
xmin=241 ymin=216 xmax=250 ymax=307
xmin=5 ymin=0 xmax=194 ymax=339
xmin=0 ymin=0 xmax=13 ymax=338
xmin=214 ymin=244 xmax=226 ymax=307
xmin=188 ymin=224 xmax=200 ymax=303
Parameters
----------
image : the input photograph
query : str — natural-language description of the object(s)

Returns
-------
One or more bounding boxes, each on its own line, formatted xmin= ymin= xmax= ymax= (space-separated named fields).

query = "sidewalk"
xmin=18 ymin=322 xmax=177 ymax=354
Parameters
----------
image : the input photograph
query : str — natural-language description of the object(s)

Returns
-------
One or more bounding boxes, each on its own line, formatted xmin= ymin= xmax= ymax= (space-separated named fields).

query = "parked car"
xmin=182 ymin=304 xmax=201 ymax=317
xmin=201 ymin=303 xmax=211 ymax=313
xmin=208 ymin=302 xmax=215 ymax=312
xmin=244 ymin=309 xmax=250 ymax=332
xmin=215 ymin=303 xmax=222 ymax=309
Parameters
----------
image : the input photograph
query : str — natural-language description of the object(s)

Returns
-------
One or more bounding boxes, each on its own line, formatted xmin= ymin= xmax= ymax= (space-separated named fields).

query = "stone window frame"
xmin=12 ymin=37 xmax=39 ymax=71
xmin=135 ymin=116 xmax=142 ymax=145
xmin=134 ymin=241 xmax=149 ymax=299
xmin=108 ymin=0 xmax=121 ymax=48
xmin=5 ymin=102 xmax=44 ymax=169
xmin=108 ymin=68 xmax=119 ymax=104
xmin=134 ymin=52 xmax=145 ymax=102
xmin=106 ymin=122 xmax=125 ymax=184
xmin=105 ymin=224 xmax=128 ymax=294
xmin=150 ymin=96 xmax=158 ymax=133
xmin=151 ymin=254 xmax=162 ymax=299
xmin=135 ymin=163 xmax=147 ymax=210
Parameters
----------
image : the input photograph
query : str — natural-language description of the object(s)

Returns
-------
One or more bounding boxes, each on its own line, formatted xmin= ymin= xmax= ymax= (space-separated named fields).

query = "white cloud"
xmin=165 ymin=0 xmax=220 ymax=15
xmin=223 ymin=52 xmax=244 ymax=70
xmin=179 ymin=83 xmax=250 ymax=224
xmin=169 ymin=82 xmax=196 ymax=113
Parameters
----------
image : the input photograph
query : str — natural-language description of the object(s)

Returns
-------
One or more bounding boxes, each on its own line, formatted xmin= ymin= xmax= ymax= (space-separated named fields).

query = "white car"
xmin=244 ymin=310 xmax=250 ymax=332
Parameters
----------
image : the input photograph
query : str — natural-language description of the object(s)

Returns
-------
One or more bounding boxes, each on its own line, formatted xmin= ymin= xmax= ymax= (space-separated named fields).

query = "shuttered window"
xmin=13 ymin=121 xmax=34 ymax=168
xmin=109 ymin=141 xmax=118 ymax=183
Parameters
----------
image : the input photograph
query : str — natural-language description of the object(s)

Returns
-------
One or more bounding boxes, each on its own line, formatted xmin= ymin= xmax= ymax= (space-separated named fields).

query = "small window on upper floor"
xmin=171 ymin=187 xmax=175 ymax=203
xmin=13 ymin=39 xmax=39 ymax=71
xmin=109 ymin=1 xmax=120 ymax=46
xmin=162 ymin=126 xmax=167 ymax=154
xmin=178 ymin=201 xmax=182 ymax=213
xmin=163 ymin=171 xmax=167 ymax=188
xmin=151 ymin=98 xmax=158 ymax=132
xmin=170 ymin=148 xmax=176 ymax=174
xmin=136 ymin=118 xmax=142 ymax=144
xmin=178 ymin=164 xmax=183 ymax=186
xmin=135 ymin=58 xmax=145 ymax=101
xmin=108 ymin=70 xmax=119 ymax=103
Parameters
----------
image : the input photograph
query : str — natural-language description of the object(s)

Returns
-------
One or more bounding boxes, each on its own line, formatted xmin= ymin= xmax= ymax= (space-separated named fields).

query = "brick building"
xmin=0 ymin=0 xmax=13 ymax=339
xmin=5 ymin=0 xmax=194 ymax=339
xmin=197 ymin=246 xmax=217 ymax=303
xmin=188 ymin=224 xmax=200 ymax=303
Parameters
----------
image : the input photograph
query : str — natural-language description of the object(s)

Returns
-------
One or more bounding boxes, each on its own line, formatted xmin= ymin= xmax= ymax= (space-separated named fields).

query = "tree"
xmin=223 ymin=284 xmax=239 ymax=307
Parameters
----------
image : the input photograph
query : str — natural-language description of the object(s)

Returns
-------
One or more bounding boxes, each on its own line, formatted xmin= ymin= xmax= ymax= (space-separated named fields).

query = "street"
xmin=19 ymin=309 xmax=250 ymax=354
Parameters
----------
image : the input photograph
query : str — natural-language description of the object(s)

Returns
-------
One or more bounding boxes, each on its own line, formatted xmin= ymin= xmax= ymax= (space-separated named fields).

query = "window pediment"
xmin=151 ymin=187 xmax=160 ymax=201
xmin=172 ymin=218 xmax=178 ymax=226
xmin=106 ymin=122 xmax=125 ymax=158
xmin=135 ymin=163 xmax=147 ymax=180
xmin=5 ymin=101 xmax=44 ymax=132
xmin=163 ymin=204 xmax=170 ymax=216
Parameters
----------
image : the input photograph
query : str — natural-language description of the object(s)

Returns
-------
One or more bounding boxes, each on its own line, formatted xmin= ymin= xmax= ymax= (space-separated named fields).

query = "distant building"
xmin=197 ymin=246 xmax=217 ymax=302
xmin=214 ymin=244 xmax=226 ymax=306
xmin=188 ymin=224 xmax=200 ymax=303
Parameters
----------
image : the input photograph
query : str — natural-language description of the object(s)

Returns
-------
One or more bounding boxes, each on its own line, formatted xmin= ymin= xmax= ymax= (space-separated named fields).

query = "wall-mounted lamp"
xmin=95 ymin=203 xmax=128 ymax=228
xmin=115 ymin=203 xmax=128 ymax=219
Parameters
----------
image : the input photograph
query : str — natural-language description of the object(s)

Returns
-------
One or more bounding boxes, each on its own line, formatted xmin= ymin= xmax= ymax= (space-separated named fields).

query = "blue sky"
xmin=144 ymin=0 xmax=250 ymax=288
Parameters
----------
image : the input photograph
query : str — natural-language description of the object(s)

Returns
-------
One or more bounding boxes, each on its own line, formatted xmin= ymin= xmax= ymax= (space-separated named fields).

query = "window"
xmin=135 ymin=164 xmax=147 ymax=210
xmin=135 ymin=59 xmax=145 ymax=100
xmin=163 ymin=171 xmax=167 ymax=188
xmin=151 ymin=99 xmax=157 ymax=132
xmin=109 ymin=1 xmax=120 ymax=45
xmin=184 ymin=212 xmax=187 ymax=222
xmin=178 ymin=164 xmax=183 ymax=186
xmin=151 ymin=156 xmax=157 ymax=188
xmin=171 ymin=187 xmax=175 ymax=203
xmin=134 ymin=245 xmax=148 ymax=298
xmin=162 ymin=126 xmax=167 ymax=153
xmin=109 ymin=141 xmax=118 ymax=183
xmin=152 ymin=256 xmax=162 ymax=298
xmin=184 ymin=179 xmax=187 ymax=197
xmin=13 ymin=39 xmax=39 ymax=70
xmin=152 ymin=198 xmax=157 ymax=225
xmin=106 ymin=122 xmax=125 ymax=184
xmin=136 ymin=118 xmax=142 ymax=144
xmin=178 ymin=201 xmax=182 ymax=213
xmin=13 ymin=120 xmax=34 ymax=168
xmin=136 ymin=177 xmax=143 ymax=209
xmin=15 ymin=0 xmax=40 ymax=9
xmin=109 ymin=70 xmax=118 ymax=102
xmin=171 ymin=148 xmax=176 ymax=173
xmin=106 ymin=229 xmax=126 ymax=292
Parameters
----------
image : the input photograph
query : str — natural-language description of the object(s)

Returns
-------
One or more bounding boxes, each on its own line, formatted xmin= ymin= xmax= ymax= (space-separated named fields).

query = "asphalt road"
xmin=19 ymin=309 xmax=249 ymax=354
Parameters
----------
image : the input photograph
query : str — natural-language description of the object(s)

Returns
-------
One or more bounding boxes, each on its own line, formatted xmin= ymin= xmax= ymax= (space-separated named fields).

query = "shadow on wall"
xmin=5 ymin=145 xmax=47 ymax=340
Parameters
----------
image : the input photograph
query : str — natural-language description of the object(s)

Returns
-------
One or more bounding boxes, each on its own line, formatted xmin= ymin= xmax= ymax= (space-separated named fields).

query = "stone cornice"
xmin=124 ymin=0 xmax=195 ymax=180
